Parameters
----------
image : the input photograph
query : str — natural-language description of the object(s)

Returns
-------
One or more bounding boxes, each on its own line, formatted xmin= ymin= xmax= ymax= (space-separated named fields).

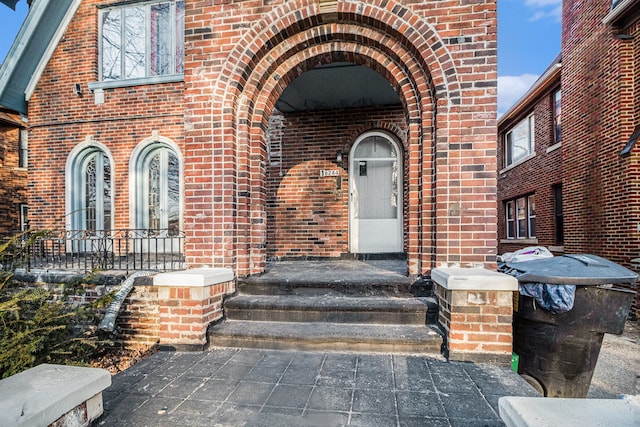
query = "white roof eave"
xmin=25 ymin=0 xmax=82 ymax=101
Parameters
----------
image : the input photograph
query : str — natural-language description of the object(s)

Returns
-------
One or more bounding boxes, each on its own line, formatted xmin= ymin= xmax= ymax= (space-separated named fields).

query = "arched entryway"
xmin=186 ymin=0 xmax=466 ymax=277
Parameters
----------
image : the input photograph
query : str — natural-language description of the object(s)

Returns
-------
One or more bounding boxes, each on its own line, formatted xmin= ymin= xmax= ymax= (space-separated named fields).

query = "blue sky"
xmin=0 ymin=0 xmax=560 ymax=115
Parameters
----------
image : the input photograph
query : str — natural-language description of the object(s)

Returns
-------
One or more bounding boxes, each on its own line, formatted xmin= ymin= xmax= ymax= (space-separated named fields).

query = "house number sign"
xmin=320 ymin=169 xmax=340 ymax=177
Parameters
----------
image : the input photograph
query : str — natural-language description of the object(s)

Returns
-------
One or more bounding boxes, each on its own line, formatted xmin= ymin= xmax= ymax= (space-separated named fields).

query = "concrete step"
xmin=237 ymin=278 xmax=414 ymax=297
xmin=224 ymin=294 xmax=438 ymax=325
xmin=208 ymin=320 xmax=443 ymax=354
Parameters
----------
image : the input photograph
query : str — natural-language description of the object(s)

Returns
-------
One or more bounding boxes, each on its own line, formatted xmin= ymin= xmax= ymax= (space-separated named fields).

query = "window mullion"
xmin=120 ymin=8 xmax=126 ymax=82
xmin=145 ymin=5 xmax=151 ymax=78
xmin=171 ymin=2 xmax=176 ymax=75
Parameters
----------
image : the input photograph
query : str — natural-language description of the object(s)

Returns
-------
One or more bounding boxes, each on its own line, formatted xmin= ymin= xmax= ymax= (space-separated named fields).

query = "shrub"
xmin=0 ymin=232 xmax=115 ymax=379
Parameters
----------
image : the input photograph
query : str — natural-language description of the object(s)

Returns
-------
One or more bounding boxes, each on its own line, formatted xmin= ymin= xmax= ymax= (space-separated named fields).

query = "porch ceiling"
xmin=275 ymin=62 xmax=401 ymax=113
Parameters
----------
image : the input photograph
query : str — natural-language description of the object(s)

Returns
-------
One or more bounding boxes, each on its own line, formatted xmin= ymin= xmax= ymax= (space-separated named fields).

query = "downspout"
xmin=99 ymin=270 xmax=155 ymax=332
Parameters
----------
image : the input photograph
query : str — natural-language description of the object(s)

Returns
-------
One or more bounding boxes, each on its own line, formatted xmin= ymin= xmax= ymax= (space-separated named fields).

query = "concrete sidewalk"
xmin=98 ymin=348 xmax=538 ymax=426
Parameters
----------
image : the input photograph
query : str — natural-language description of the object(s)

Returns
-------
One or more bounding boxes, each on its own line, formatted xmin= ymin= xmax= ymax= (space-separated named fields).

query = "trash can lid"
xmin=504 ymin=254 xmax=639 ymax=285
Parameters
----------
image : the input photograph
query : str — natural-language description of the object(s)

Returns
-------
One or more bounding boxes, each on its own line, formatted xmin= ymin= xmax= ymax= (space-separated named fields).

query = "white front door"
xmin=349 ymin=132 xmax=403 ymax=253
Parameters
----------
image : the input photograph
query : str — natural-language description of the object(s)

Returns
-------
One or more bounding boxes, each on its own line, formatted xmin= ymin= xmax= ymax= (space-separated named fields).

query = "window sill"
xmin=500 ymin=238 xmax=538 ymax=244
xmin=499 ymin=153 xmax=536 ymax=175
xmin=546 ymin=142 xmax=562 ymax=153
xmin=88 ymin=74 xmax=184 ymax=91
xmin=548 ymin=245 xmax=564 ymax=253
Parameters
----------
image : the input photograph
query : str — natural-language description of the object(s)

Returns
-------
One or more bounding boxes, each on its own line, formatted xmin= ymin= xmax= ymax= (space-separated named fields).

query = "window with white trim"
xmin=505 ymin=114 xmax=535 ymax=167
xmin=553 ymin=90 xmax=561 ymax=144
xmin=100 ymin=1 xmax=185 ymax=82
xmin=68 ymin=147 xmax=113 ymax=233
xmin=505 ymin=194 xmax=536 ymax=239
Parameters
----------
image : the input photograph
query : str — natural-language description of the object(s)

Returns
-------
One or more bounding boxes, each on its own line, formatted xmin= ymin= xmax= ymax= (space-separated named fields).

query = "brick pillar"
xmin=154 ymin=268 xmax=235 ymax=351
xmin=432 ymin=267 xmax=518 ymax=364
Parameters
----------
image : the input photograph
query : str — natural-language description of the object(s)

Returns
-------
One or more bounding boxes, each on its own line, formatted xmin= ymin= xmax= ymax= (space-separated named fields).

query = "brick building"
xmin=0 ymin=108 xmax=28 ymax=235
xmin=497 ymin=55 xmax=562 ymax=258
xmin=497 ymin=0 xmax=640 ymax=317
xmin=0 ymin=0 xmax=499 ymax=278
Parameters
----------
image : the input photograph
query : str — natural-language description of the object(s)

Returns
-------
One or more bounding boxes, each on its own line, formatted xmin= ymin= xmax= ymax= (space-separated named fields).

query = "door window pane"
xmin=148 ymin=153 xmax=161 ymax=230
xmin=167 ymin=151 xmax=180 ymax=234
xmin=85 ymin=156 xmax=97 ymax=231
xmin=81 ymin=152 xmax=111 ymax=232
xmin=353 ymin=137 xmax=398 ymax=219
xmin=354 ymin=136 xmax=396 ymax=158
xmin=139 ymin=145 xmax=180 ymax=234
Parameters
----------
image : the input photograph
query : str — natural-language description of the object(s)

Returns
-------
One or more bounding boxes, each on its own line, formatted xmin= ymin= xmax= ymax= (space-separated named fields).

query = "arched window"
xmin=131 ymin=139 xmax=181 ymax=236
xmin=66 ymin=142 xmax=113 ymax=233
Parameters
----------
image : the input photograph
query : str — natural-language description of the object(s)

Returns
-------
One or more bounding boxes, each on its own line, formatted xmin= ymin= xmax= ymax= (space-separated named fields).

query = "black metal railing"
xmin=1 ymin=229 xmax=186 ymax=273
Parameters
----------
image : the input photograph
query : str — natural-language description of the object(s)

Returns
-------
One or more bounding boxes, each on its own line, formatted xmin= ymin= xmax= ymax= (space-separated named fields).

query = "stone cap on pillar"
xmin=154 ymin=268 xmax=234 ymax=287
xmin=0 ymin=364 xmax=111 ymax=427
xmin=431 ymin=267 xmax=518 ymax=291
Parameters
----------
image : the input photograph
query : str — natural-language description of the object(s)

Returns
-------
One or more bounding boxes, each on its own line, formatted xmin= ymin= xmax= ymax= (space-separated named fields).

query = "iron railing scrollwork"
xmin=1 ymin=229 xmax=186 ymax=273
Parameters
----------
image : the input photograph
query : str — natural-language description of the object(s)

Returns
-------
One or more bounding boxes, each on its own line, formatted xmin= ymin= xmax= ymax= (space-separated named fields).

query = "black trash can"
xmin=503 ymin=254 xmax=637 ymax=398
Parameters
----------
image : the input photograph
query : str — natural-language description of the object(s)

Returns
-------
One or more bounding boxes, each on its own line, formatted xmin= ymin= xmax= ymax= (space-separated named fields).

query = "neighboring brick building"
xmin=563 ymin=1 xmax=640 ymax=269
xmin=0 ymin=108 xmax=28 ymax=235
xmin=498 ymin=0 xmax=640 ymax=318
xmin=0 ymin=0 xmax=499 ymax=278
xmin=497 ymin=56 xmax=562 ymax=257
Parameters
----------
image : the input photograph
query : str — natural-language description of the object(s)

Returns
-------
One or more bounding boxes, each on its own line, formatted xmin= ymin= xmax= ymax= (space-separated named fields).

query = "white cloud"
xmin=525 ymin=0 xmax=561 ymax=6
xmin=525 ymin=0 xmax=562 ymax=23
xmin=498 ymin=74 xmax=540 ymax=117
xmin=529 ymin=6 xmax=562 ymax=22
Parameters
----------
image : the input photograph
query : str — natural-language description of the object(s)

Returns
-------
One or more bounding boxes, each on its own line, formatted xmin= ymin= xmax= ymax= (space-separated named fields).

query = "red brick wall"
xmin=562 ymin=1 xmax=639 ymax=317
xmin=26 ymin=0 xmax=498 ymax=278
xmin=562 ymin=1 xmax=638 ymax=264
xmin=0 ymin=122 xmax=27 ymax=235
xmin=183 ymin=0 xmax=498 ymax=275
xmin=497 ymin=84 xmax=563 ymax=256
xmin=267 ymin=106 xmax=407 ymax=258
xmin=435 ymin=285 xmax=514 ymax=363
xmin=27 ymin=1 xmax=184 ymax=231
xmin=116 ymin=284 xmax=161 ymax=349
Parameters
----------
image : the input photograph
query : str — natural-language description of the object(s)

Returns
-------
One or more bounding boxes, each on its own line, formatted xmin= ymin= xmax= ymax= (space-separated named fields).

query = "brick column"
xmin=154 ymin=268 xmax=235 ymax=351
xmin=432 ymin=268 xmax=518 ymax=364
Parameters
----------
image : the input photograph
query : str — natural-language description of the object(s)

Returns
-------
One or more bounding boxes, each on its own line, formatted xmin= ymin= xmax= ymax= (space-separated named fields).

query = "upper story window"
xmin=505 ymin=114 xmax=535 ymax=167
xmin=553 ymin=89 xmax=561 ymax=144
xmin=100 ymin=1 xmax=185 ymax=83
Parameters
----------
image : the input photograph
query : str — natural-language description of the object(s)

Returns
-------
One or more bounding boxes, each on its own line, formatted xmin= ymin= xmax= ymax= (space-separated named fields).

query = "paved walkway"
xmin=99 ymin=348 xmax=538 ymax=426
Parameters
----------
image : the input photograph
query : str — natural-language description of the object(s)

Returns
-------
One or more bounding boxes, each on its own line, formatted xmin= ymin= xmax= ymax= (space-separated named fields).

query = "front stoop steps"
xmin=208 ymin=277 xmax=443 ymax=354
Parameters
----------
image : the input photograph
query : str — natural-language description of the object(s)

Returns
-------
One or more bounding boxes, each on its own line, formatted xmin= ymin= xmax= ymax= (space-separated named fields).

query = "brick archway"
xmin=184 ymin=0 xmax=475 ymax=276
